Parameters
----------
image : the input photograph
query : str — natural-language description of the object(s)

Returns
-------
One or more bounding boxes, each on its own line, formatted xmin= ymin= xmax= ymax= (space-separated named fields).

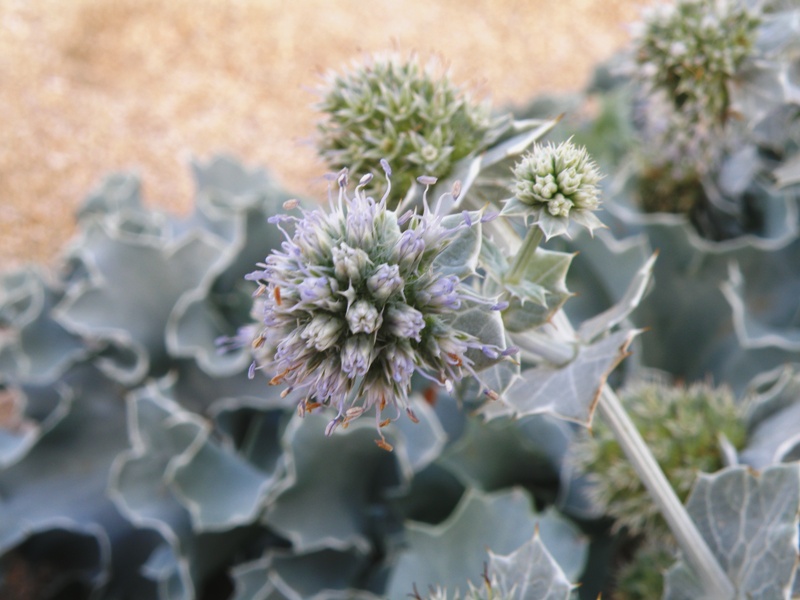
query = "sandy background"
xmin=1 ymin=0 xmax=651 ymax=269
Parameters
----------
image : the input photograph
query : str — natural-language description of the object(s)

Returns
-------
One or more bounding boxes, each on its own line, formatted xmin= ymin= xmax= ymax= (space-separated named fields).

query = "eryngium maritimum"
xmin=503 ymin=139 xmax=603 ymax=239
xmin=246 ymin=163 xmax=506 ymax=448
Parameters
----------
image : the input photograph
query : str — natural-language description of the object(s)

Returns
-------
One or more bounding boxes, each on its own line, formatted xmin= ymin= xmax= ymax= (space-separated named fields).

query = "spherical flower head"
xmin=503 ymin=140 xmax=603 ymax=239
xmin=634 ymin=0 xmax=760 ymax=171
xmin=316 ymin=53 xmax=504 ymax=208
xmin=246 ymin=166 xmax=507 ymax=447
xmin=569 ymin=381 xmax=748 ymax=538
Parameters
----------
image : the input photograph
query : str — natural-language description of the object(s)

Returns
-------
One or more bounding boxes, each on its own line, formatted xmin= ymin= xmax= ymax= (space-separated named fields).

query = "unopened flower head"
xmin=504 ymin=139 xmax=603 ymax=239
xmin=317 ymin=54 xmax=503 ymax=207
xmin=246 ymin=164 xmax=505 ymax=445
xmin=634 ymin=0 xmax=760 ymax=170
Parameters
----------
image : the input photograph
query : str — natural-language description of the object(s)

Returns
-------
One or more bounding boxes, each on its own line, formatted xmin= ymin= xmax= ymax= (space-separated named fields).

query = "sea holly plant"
xmin=4 ymin=13 xmax=800 ymax=600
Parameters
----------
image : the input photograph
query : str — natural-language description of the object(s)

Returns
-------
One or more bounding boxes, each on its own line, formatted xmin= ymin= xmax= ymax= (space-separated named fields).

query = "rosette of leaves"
xmin=0 ymin=156 xmax=306 ymax=598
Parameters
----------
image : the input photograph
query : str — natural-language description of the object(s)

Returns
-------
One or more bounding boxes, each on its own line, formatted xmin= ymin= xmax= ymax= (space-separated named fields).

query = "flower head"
xmin=503 ymin=140 xmax=603 ymax=239
xmin=634 ymin=0 xmax=760 ymax=171
xmin=246 ymin=165 xmax=505 ymax=445
xmin=317 ymin=54 xmax=504 ymax=207
xmin=569 ymin=381 xmax=747 ymax=537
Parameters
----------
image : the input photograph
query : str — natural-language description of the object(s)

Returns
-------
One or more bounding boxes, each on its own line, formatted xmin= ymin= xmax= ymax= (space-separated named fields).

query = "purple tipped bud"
xmin=380 ymin=159 xmax=392 ymax=177
xmin=332 ymin=243 xmax=371 ymax=282
xmin=337 ymin=169 xmax=349 ymax=188
xmin=501 ymin=346 xmax=519 ymax=356
xmin=358 ymin=173 xmax=374 ymax=187
xmin=383 ymin=344 xmax=416 ymax=386
xmin=248 ymin=361 xmax=257 ymax=379
xmin=481 ymin=211 xmax=498 ymax=223
xmin=367 ymin=264 xmax=404 ymax=302
xmin=491 ymin=301 xmax=509 ymax=311
xmin=385 ymin=303 xmax=425 ymax=341
xmin=301 ymin=314 xmax=344 ymax=350
xmin=346 ymin=300 xmax=382 ymax=334
xmin=462 ymin=210 xmax=472 ymax=227
xmin=393 ymin=229 xmax=425 ymax=269
xmin=342 ymin=335 xmax=373 ymax=378
xmin=417 ymin=175 xmax=438 ymax=186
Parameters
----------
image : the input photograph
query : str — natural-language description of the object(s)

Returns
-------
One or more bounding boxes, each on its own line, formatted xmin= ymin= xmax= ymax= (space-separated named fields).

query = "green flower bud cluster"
xmin=634 ymin=0 xmax=760 ymax=170
xmin=504 ymin=139 xmax=603 ymax=239
xmin=570 ymin=381 xmax=748 ymax=538
xmin=317 ymin=54 xmax=500 ymax=206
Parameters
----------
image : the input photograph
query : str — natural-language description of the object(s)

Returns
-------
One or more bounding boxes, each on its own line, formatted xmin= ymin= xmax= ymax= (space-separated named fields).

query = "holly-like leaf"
xmin=434 ymin=214 xmax=482 ymax=278
xmin=502 ymin=248 xmax=575 ymax=333
xmin=664 ymin=464 xmax=800 ymax=600
xmin=0 ymin=268 xmax=87 ymax=385
xmin=449 ymin=301 xmax=508 ymax=372
xmin=263 ymin=410 xmax=443 ymax=553
xmin=385 ymin=488 xmax=586 ymax=597
xmin=55 ymin=221 xmax=229 ymax=384
xmin=489 ymin=530 xmax=575 ymax=600
xmin=740 ymin=365 xmax=800 ymax=468
xmin=484 ymin=329 xmax=638 ymax=426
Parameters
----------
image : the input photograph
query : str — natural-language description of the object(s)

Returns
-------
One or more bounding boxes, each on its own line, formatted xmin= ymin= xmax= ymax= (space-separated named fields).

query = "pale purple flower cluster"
xmin=247 ymin=162 xmax=505 ymax=448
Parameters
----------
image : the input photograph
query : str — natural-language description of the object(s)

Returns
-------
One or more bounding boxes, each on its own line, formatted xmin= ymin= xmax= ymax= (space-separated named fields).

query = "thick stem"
xmin=596 ymin=385 xmax=735 ymax=598
xmin=505 ymin=226 xmax=544 ymax=283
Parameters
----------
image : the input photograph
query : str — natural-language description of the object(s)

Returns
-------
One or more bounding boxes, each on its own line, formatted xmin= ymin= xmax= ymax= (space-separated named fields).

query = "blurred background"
xmin=0 ymin=0 xmax=650 ymax=268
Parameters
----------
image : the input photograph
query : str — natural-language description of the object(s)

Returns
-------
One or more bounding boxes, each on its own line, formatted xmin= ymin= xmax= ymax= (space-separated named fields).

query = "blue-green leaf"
xmin=664 ymin=464 xmax=800 ymax=600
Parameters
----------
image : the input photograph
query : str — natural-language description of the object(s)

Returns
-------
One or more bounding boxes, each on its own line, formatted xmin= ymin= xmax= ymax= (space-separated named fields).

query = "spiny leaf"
xmin=664 ymin=464 xmax=800 ymax=600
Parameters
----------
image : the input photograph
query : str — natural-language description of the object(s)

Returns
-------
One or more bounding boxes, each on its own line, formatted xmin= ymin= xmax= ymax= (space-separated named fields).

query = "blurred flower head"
xmin=317 ymin=53 xmax=504 ymax=207
xmin=634 ymin=0 xmax=760 ymax=170
xmin=570 ymin=381 xmax=748 ymax=537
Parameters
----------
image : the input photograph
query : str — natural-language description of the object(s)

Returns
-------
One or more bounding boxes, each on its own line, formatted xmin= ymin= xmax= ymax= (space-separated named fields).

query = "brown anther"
xmin=251 ymin=334 xmax=266 ymax=349
xmin=304 ymin=401 xmax=321 ymax=413
xmin=379 ymin=396 xmax=387 ymax=411
xmin=485 ymin=390 xmax=500 ymax=401
xmin=447 ymin=353 xmax=463 ymax=367
xmin=422 ymin=386 xmax=438 ymax=406
xmin=255 ymin=284 xmax=267 ymax=297
xmin=375 ymin=438 xmax=394 ymax=452
xmin=379 ymin=418 xmax=391 ymax=428
xmin=406 ymin=408 xmax=420 ymax=424
xmin=273 ymin=286 xmax=282 ymax=306
xmin=283 ymin=198 xmax=299 ymax=210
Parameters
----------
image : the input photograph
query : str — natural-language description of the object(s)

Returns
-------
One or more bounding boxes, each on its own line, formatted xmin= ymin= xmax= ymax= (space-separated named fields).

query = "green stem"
xmin=550 ymin=310 xmax=734 ymax=597
xmin=596 ymin=384 xmax=735 ymax=598
xmin=505 ymin=226 xmax=543 ymax=284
